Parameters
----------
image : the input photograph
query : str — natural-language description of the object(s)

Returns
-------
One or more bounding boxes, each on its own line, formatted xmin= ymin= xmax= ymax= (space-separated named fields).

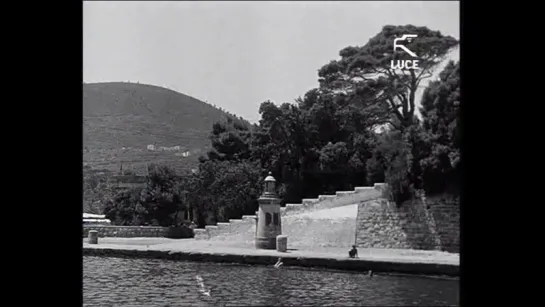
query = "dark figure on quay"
xmin=348 ymin=245 xmax=358 ymax=258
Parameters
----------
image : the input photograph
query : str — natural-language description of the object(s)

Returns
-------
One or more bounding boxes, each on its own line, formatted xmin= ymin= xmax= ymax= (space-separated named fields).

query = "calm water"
xmin=83 ymin=256 xmax=458 ymax=306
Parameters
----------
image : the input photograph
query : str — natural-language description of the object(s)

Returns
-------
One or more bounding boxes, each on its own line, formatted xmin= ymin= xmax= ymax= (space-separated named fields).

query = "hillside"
xmin=83 ymin=82 xmax=248 ymax=174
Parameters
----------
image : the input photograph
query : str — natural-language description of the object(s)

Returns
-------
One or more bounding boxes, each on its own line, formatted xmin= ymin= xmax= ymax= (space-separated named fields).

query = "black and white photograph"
xmin=83 ymin=1 xmax=460 ymax=306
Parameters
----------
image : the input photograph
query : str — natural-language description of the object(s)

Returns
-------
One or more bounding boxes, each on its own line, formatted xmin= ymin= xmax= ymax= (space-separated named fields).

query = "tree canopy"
xmin=318 ymin=25 xmax=458 ymax=131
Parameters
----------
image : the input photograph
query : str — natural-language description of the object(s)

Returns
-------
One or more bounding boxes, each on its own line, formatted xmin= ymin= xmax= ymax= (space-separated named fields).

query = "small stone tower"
xmin=255 ymin=172 xmax=282 ymax=249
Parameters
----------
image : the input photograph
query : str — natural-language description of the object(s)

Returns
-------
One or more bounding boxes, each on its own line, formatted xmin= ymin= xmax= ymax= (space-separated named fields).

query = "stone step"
xmin=193 ymin=228 xmax=208 ymax=240
xmin=229 ymin=219 xmax=243 ymax=224
xmin=336 ymin=191 xmax=355 ymax=196
xmin=285 ymin=203 xmax=302 ymax=209
xmin=354 ymin=186 xmax=375 ymax=192
xmin=302 ymin=198 xmax=319 ymax=205
xmin=373 ymin=183 xmax=387 ymax=195
xmin=242 ymin=215 xmax=257 ymax=221
xmin=204 ymin=225 xmax=219 ymax=238
xmin=318 ymin=195 xmax=336 ymax=201
xmin=216 ymin=222 xmax=230 ymax=232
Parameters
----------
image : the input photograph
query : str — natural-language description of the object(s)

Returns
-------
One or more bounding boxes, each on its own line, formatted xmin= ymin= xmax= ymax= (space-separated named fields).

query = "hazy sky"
xmin=84 ymin=1 xmax=459 ymax=123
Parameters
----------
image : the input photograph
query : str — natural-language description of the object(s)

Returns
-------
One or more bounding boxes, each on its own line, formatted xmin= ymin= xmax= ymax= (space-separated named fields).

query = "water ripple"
xmin=83 ymin=256 xmax=458 ymax=306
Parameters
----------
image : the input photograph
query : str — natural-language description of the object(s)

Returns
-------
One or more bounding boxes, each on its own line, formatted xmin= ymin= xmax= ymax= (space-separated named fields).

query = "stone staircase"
xmin=193 ymin=183 xmax=386 ymax=242
xmin=281 ymin=183 xmax=386 ymax=216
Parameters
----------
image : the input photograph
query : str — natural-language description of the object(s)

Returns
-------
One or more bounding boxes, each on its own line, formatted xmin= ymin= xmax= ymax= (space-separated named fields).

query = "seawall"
xmin=83 ymin=245 xmax=459 ymax=277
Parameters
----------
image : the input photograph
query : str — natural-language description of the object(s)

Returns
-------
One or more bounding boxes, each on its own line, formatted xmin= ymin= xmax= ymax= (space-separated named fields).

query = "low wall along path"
xmin=82 ymin=225 xmax=193 ymax=239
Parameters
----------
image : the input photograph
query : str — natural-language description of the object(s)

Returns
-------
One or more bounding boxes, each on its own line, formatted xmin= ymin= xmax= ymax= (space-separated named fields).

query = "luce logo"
xmin=391 ymin=34 xmax=419 ymax=70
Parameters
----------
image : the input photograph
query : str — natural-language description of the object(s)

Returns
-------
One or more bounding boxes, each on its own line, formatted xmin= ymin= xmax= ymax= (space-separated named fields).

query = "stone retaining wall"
xmin=355 ymin=194 xmax=459 ymax=253
xmin=82 ymin=225 xmax=194 ymax=239
xmin=83 ymin=246 xmax=459 ymax=277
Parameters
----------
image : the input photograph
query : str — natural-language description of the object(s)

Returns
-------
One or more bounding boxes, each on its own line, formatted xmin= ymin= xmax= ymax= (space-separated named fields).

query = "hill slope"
xmin=83 ymin=82 xmax=247 ymax=173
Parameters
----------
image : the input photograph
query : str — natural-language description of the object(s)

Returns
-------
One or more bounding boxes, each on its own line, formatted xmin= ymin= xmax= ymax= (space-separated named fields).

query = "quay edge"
xmin=83 ymin=246 xmax=459 ymax=278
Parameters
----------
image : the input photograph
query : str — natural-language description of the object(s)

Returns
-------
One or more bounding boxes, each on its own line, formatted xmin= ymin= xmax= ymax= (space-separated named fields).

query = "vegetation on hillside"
xmin=83 ymin=165 xmax=116 ymax=214
xmin=96 ymin=25 xmax=460 ymax=227
xmin=83 ymin=82 xmax=251 ymax=174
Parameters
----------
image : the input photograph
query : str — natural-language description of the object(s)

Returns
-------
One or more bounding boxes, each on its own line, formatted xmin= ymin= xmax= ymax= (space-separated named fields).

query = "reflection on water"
xmin=83 ymin=256 xmax=458 ymax=306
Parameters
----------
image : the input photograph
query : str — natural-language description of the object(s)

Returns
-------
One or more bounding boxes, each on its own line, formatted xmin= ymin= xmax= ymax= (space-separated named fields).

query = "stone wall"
xmin=82 ymin=225 xmax=194 ymax=239
xmin=83 ymin=246 xmax=459 ymax=277
xmin=355 ymin=194 xmax=459 ymax=253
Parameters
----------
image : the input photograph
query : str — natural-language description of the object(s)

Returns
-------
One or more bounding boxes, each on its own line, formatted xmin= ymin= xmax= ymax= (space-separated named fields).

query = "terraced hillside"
xmin=83 ymin=82 xmax=249 ymax=173
xmin=194 ymin=184 xmax=384 ymax=249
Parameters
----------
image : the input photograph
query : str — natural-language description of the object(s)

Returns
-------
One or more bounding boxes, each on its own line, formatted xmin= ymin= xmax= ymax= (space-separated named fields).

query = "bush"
xmin=164 ymin=226 xmax=194 ymax=239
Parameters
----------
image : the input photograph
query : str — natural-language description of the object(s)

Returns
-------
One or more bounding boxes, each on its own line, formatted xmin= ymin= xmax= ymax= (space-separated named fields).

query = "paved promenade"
xmin=83 ymin=238 xmax=459 ymax=277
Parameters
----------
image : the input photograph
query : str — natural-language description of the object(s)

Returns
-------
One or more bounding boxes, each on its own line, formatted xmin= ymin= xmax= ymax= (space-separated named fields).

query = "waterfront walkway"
xmin=83 ymin=238 xmax=459 ymax=277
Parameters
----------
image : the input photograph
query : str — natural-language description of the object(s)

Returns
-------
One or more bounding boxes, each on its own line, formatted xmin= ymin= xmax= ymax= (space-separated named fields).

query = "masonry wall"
xmin=355 ymin=194 xmax=459 ymax=253
xmin=82 ymin=225 xmax=194 ymax=239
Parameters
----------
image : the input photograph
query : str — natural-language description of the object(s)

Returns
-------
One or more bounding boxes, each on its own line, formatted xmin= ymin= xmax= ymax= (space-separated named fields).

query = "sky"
xmin=84 ymin=1 xmax=459 ymax=123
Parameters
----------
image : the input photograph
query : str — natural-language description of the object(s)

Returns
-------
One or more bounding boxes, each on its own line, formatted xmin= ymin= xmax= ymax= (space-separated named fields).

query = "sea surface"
xmin=83 ymin=256 xmax=459 ymax=306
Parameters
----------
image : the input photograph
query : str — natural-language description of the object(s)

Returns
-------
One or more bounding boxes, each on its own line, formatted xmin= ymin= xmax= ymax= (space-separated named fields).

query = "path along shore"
xmin=83 ymin=238 xmax=459 ymax=278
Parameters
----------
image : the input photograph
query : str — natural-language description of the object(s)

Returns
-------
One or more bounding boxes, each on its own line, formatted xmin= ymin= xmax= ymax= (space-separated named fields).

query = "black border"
xmin=461 ymin=0 xmax=523 ymax=304
xmin=21 ymin=0 xmax=83 ymax=305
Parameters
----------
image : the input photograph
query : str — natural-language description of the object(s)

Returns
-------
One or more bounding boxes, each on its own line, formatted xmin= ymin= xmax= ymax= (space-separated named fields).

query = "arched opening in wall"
xmin=265 ymin=213 xmax=272 ymax=226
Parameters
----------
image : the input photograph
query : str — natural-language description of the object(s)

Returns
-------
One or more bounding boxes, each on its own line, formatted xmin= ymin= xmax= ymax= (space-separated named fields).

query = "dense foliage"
xmin=94 ymin=25 xmax=460 ymax=226
xmin=83 ymin=165 xmax=115 ymax=214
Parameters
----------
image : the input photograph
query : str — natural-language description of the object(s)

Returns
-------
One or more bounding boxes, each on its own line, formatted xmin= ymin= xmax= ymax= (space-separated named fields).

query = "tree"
xmin=83 ymin=166 xmax=115 ymax=214
xmin=254 ymin=100 xmax=322 ymax=201
xmin=103 ymin=164 xmax=185 ymax=227
xmin=254 ymin=101 xmax=309 ymax=199
xmin=103 ymin=188 xmax=147 ymax=225
xmin=419 ymin=60 xmax=460 ymax=195
xmin=318 ymin=25 xmax=458 ymax=131
xmin=253 ymin=96 xmax=377 ymax=201
xmin=366 ymin=129 xmax=414 ymax=205
xmin=139 ymin=164 xmax=181 ymax=226
xmin=190 ymin=158 xmax=264 ymax=226
xmin=206 ymin=116 xmax=253 ymax=162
